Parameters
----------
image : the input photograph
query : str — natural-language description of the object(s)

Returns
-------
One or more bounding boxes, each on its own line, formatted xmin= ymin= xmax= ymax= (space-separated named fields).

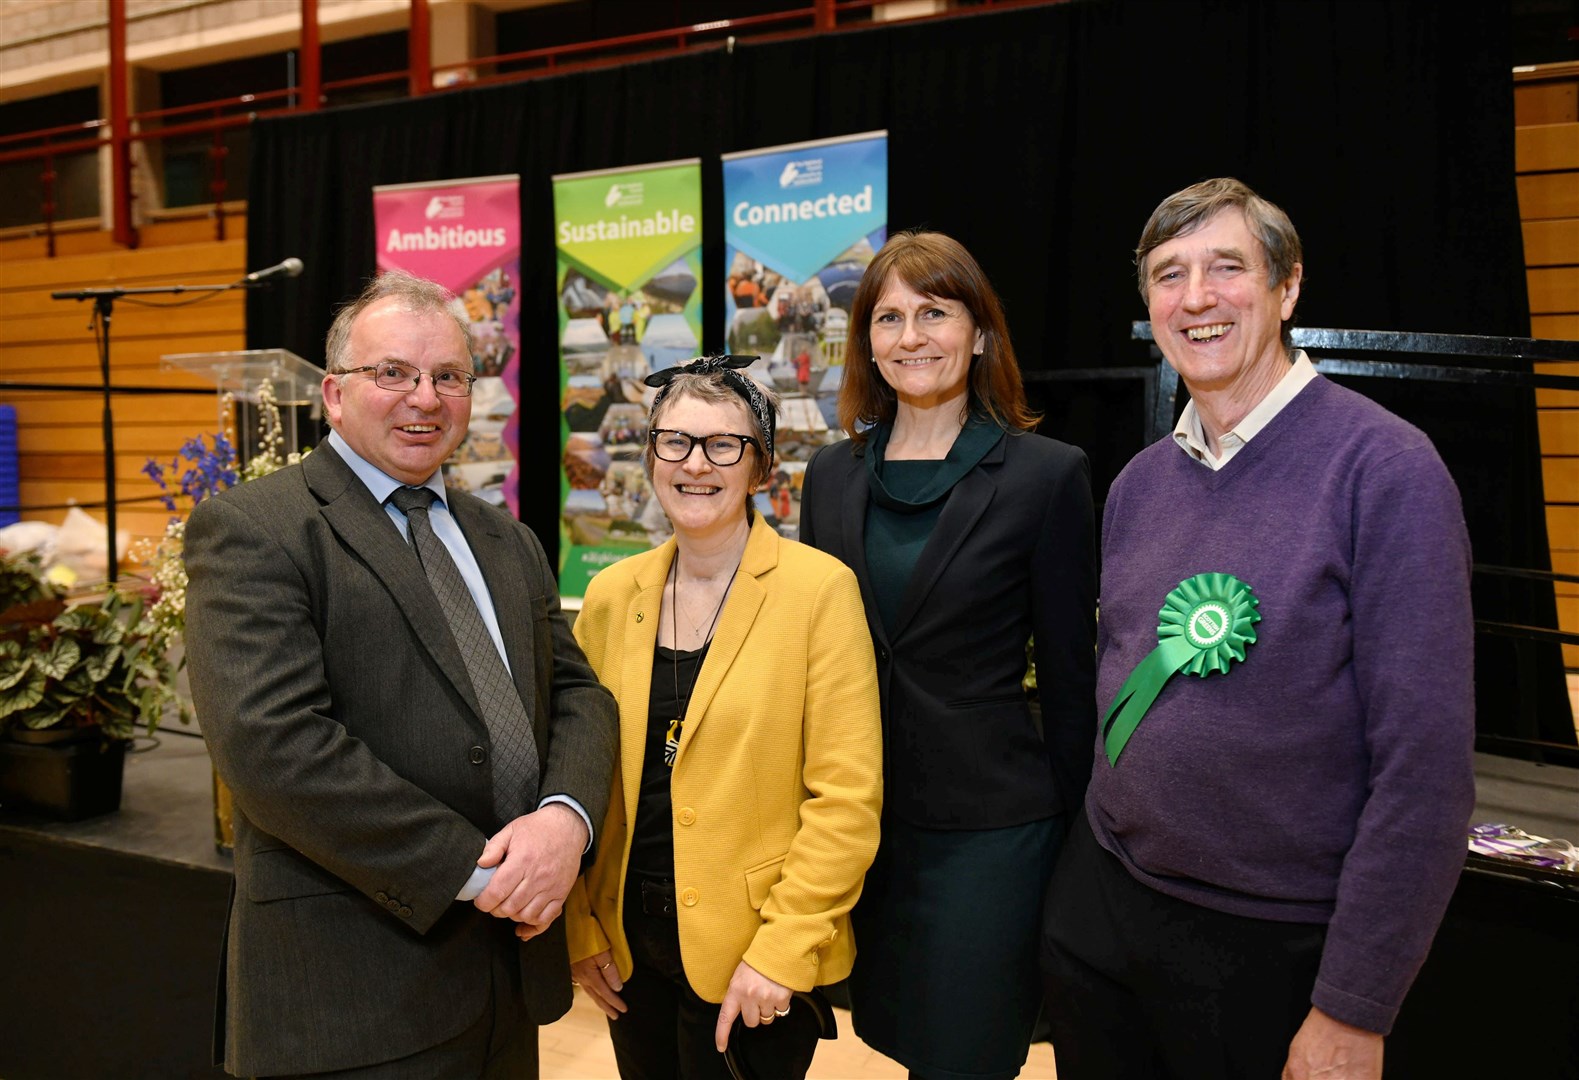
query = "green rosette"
xmin=1102 ymin=572 xmax=1260 ymax=765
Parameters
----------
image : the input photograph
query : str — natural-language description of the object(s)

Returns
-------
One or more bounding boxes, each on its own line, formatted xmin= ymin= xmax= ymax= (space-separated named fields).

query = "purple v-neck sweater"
xmin=1089 ymin=375 xmax=1475 ymax=1034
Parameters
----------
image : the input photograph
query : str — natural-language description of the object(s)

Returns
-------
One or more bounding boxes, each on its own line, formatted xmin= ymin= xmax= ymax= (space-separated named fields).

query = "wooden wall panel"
xmin=1528 ymin=266 xmax=1579 ymax=314
xmin=1517 ymin=172 xmax=1579 ymax=220
xmin=1516 ymin=122 xmax=1579 ymax=172
xmin=1515 ymin=81 xmax=1578 ymax=126
xmin=1524 ymin=219 xmax=1579 ymax=267
xmin=1520 ymin=67 xmax=1579 ymax=676
xmin=0 ymin=219 xmax=249 ymax=563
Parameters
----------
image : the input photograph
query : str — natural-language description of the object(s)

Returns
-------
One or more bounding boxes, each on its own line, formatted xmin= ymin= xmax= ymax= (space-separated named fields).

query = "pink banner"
xmin=374 ymin=175 xmax=522 ymax=516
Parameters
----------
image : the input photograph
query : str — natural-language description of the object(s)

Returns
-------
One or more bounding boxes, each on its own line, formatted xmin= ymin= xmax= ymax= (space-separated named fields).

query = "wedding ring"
xmin=599 ymin=961 xmax=612 ymax=971
xmin=774 ymin=1006 xmax=791 ymax=1017
xmin=758 ymin=1012 xmax=775 ymax=1022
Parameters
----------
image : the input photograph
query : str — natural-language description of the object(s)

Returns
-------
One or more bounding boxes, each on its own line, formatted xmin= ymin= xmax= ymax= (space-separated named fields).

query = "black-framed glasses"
xmin=338 ymin=361 xmax=477 ymax=398
xmin=650 ymin=429 xmax=760 ymax=467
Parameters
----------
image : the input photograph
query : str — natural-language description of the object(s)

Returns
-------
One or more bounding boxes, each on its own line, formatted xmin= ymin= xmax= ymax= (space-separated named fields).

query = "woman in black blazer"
xmin=798 ymin=231 xmax=1096 ymax=1080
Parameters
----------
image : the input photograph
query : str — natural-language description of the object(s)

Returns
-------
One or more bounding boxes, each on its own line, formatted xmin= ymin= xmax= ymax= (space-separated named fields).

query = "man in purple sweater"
xmin=1041 ymin=178 xmax=1475 ymax=1080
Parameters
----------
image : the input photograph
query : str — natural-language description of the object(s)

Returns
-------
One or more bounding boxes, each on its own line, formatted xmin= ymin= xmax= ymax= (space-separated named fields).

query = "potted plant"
xmin=0 ymin=551 xmax=182 ymax=820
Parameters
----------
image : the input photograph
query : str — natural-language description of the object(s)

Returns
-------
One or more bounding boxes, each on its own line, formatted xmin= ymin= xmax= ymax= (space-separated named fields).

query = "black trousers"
xmin=1040 ymin=814 xmax=1326 ymax=1080
xmin=607 ymin=872 xmax=819 ymax=1080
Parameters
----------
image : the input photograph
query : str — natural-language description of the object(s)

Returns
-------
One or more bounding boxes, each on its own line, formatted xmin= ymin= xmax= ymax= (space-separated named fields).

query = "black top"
xmin=628 ymin=641 xmax=709 ymax=876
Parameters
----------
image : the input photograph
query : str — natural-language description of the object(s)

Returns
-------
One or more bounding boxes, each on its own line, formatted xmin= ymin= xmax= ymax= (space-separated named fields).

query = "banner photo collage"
xmin=373 ymin=174 xmax=523 ymax=516
xmin=553 ymin=158 xmax=705 ymax=599
xmin=722 ymin=130 xmax=888 ymax=542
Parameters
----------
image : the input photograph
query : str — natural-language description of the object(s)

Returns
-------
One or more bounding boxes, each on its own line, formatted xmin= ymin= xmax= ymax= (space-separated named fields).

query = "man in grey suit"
xmin=184 ymin=270 xmax=618 ymax=1078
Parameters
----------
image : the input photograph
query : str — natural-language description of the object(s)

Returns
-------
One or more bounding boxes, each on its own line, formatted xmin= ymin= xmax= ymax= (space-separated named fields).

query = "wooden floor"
xmin=537 ymin=684 xmax=1579 ymax=1079
xmin=540 ymin=991 xmax=1061 ymax=1078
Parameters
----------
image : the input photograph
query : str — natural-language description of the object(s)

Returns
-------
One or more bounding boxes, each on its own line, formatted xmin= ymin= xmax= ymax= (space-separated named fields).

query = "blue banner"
xmin=722 ymin=131 xmax=887 ymax=539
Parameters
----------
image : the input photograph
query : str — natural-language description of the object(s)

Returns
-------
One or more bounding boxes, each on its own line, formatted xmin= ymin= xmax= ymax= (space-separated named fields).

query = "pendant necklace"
xmin=665 ymin=553 xmax=737 ymax=767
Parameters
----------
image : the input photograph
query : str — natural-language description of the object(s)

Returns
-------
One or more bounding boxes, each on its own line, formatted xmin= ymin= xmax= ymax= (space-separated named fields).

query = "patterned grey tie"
xmin=388 ymin=486 xmax=539 ymax=823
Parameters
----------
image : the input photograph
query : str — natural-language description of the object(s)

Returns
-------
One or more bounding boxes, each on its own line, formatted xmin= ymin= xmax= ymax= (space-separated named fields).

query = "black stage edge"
xmin=1 ymin=738 xmax=1573 ymax=1078
xmin=0 ymin=733 xmax=230 ymax=1080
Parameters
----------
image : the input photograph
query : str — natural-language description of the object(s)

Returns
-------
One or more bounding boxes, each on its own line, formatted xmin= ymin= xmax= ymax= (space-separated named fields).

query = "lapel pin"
xmin=636 ymin=612 xmax=644 ymax=623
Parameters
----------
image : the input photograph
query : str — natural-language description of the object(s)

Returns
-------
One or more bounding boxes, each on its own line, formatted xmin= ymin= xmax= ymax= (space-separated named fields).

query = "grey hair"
xmin=323 ymin=269 xmax=473 ymax=372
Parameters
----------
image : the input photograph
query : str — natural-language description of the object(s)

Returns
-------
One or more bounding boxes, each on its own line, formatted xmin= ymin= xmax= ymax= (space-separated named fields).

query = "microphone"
xmin=244 ymin=257 xmax=304 ymax=283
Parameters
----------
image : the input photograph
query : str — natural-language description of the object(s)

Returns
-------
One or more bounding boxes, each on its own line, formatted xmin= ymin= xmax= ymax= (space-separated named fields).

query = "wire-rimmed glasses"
xmin=338 ymin=361 xmax=477 ymax=398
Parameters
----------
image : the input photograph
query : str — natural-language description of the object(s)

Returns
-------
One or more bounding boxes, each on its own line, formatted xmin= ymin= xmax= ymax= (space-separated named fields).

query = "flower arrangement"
xmin=136 ymin=380 xmax=302 ymax=693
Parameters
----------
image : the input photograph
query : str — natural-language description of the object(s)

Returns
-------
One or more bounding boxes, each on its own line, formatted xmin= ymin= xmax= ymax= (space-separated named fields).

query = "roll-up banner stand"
xmin=553 ymin=158 xmax=703 ymax=599
xmin=373 ymin=174 xmax=523 ymax=516
xmin=722 ymin=131 xmax=888 ymax=540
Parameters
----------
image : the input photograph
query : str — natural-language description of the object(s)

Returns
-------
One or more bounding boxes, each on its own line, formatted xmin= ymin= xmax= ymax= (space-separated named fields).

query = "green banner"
xmin=553 ymin=158 xmax=702 ymax=599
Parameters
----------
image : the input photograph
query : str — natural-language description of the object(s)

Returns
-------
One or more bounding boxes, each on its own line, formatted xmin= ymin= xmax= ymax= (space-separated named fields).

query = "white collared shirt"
xmin=1173 ymin=350 xmax=1317 ymax=469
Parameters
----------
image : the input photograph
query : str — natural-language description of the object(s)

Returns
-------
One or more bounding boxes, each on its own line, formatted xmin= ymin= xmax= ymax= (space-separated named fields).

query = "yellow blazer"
xmin=565 ymin=515 xmax=883 ymax=1001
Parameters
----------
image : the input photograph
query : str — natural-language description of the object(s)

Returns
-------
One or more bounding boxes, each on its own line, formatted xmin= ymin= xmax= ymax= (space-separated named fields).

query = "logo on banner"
xmin=605 ymin=182 xmax=644 ymax=208
xmin=554 ymin=162 xmax=702 ymax=289
xmin=425 ymin=195 xmax=465 ymax=220
xmin=723 ymin=133 xmax=887 ymax=285
xmin=779 ymin=159 xmax=823 ymax=188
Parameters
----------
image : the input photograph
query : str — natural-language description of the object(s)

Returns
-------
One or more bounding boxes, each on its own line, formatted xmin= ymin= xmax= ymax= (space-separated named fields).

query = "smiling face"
xmin=322 ymin=296 xmax=472 ymax=485
xmin=1143 ymin=208 xmax=1302 ymax=397
xmin=868 ymin=274 xmax=983 ymax=413
xmin=650 ymin=393 xmax=758 ymax=544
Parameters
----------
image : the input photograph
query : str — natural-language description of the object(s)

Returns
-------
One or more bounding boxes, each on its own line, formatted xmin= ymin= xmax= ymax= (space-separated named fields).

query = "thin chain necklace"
xmin=664 ymin=553 xmax=737 ymax=767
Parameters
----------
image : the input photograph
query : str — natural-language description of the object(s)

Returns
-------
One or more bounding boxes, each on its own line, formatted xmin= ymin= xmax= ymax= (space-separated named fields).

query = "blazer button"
xmin=375 ymin=891 xmax=389 ymax=904
xmin=680 ymin=887 xmax=699 ymax=906
xmin=398 ymin=906 xmax=413 ymax=918
xmin=385 ymin=898 xmax=400 ymax=912
xmin=677 ymin=807 xmax=695 ymax=826
xmin=469 ymin=746 xmax=487 ymax=765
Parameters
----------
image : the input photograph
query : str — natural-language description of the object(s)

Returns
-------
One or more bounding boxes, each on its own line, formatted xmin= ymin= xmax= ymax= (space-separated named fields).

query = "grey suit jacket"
xmin=183 ymin=444 xmax=617 ymax=1076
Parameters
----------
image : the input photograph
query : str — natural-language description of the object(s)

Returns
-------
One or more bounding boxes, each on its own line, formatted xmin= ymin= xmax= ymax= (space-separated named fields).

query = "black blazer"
xmin=799 ymin=430 xmax=1096 ymax=829
xmin=184 ymin=444 xmax=618 ymax=1076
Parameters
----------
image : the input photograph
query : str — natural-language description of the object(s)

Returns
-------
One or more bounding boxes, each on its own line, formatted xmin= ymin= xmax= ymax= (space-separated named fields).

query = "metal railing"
xmin=0 ymin=0 xmax=1058 ymax=254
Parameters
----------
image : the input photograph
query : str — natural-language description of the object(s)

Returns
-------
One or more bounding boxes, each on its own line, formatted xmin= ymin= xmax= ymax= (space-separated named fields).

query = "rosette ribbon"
xmin=1102 ymin=573 xmax=1260 ymax=765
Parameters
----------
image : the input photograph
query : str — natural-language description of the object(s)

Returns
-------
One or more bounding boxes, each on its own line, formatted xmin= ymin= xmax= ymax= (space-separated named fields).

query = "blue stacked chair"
xmin=0 ymin=405 xmax=19 ymax=528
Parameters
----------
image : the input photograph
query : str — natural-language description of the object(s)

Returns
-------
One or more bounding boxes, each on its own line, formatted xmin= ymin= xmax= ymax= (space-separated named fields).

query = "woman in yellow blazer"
xmin=561 ymin=355 xmax=882 ymax=1079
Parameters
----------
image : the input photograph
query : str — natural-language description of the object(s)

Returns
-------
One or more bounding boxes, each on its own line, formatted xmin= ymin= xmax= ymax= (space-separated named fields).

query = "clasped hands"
xmin=572 ymin=953 xmax=790 ymax=1054
xmin=471 ymin=802 xmax=587 ymax=941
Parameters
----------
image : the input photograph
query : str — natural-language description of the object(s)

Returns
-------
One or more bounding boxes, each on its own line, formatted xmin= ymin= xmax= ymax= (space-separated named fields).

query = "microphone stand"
xmin=49 ymin=279 xmax=272 ymax=584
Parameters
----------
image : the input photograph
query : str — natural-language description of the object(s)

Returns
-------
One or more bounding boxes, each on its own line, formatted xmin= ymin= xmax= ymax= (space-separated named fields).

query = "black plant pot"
xmin=0 ymin=731 xmax=127 ymax=820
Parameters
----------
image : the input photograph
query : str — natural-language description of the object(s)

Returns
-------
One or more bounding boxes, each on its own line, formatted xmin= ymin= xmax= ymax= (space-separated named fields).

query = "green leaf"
xmin=36 ymin=636 xmax=80 ymax=680
xmin=0 ymin=667 xmax=47 ymax=720
xmin=0 ymin=652 xmax=31 ymax=692
xmin=83 ymin=644 xmax=123 ymax=684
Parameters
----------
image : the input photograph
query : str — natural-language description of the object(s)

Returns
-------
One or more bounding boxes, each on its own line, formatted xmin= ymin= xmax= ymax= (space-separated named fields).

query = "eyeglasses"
xmin=650 ymin=429 xmax=760 ymax=467
xmin=338 ymin=362 xmax=477 ymax=398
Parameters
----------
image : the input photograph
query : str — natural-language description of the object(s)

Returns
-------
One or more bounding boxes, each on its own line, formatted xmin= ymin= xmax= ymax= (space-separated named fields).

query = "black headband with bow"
xmin=644 ymin=354 xmax=774 ymax=460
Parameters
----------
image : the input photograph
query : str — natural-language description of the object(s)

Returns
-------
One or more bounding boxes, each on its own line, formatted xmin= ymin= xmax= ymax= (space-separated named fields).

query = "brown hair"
xmin=839 ymin=231 xmax=1036 ymax=445
xmin=1134 ymin=177 xmax=1303 ymax=347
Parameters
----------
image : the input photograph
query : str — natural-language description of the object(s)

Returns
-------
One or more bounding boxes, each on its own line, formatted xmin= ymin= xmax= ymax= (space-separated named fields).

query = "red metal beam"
xmin=815 ymin=0 xmax=836 ymax=32
xmin=300 ymin=0 xmax=321 ymax=110
xmin=409 ymin=0 xmax=431 ymax=96
xmin=108 ymin=0 xmax=137 ymax=248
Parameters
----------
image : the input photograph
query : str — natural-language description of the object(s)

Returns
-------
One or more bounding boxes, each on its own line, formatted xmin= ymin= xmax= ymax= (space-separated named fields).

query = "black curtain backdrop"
xmin=246 ymin=0 xmax=1573 ymax=746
